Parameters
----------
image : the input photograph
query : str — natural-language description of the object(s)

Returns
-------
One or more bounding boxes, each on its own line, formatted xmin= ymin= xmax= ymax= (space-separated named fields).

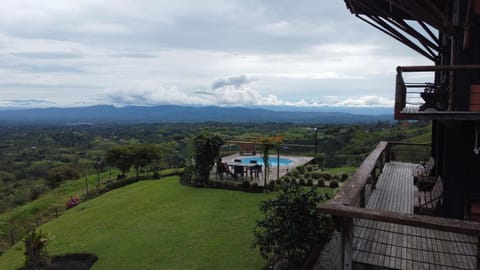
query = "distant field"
xmin=0 ymin=177 xmax=281 ymax=270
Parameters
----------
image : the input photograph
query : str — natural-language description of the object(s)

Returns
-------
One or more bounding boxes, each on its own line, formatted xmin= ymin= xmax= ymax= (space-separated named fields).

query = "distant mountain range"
xmin=0 ymin=105 xmax=393 ymax=125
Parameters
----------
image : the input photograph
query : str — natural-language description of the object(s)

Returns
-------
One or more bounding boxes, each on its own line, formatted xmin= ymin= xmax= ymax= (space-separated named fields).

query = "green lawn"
xmin=0 ymin=177 xmax=276 ymax=270
xmin=322 ymin=166 xmax=357 ymax=174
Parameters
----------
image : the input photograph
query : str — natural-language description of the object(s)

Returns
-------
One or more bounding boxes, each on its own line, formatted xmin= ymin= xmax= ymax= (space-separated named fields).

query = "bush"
xmin=297 ymin=166 xmax=305 ymax=174
xmin=46 ymin=165 xmax=80 ymax=189
xmin=291 ymin=170 xmax=300 ymax=178
xmin=298 ymin=178 xmax=306 ymax=186
xmin=319 ymin=173 xmax=331 ymax=180
xmin=29 ymin=183 xmax=49 ymax=201
xmin=340 ymin=173 xmax=349 ymax=182
xmin=317 ymin=179 xmax=326 ymax=187
xmin=306 ymin=179 xmax=313 ymax=186
xmin=105 ymin=177 xmax=138 ymax=191
xmin=329 ymin=180 xmax=339 ymax=188
xmin=311 ymin=171 xmax=320 ymax=179
xmin=282 ymin=176 xmax=291 ymax=182
xmin=152 ymin=171 xmax=160 ymax=179
xmin=304 ymin=172 xmax=311 ymax=179
xmin=240 ymin=181 xmax=251 ymax=191
xmin=23 ymin=230 xmax=53 ymax=269
xmin=180 ymin=165 xmax=194 ymax=184
xmin=306 ymin=165 xmax=313 ymax=172
xmin=253 ymin=181 xmax=332 ymax=268
xmin=267 ymin=181 xmax=276 ymax=191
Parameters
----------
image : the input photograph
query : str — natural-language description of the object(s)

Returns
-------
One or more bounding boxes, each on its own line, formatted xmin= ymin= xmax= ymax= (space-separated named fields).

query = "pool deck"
xmin=218 ymin=154 xmax=314 ymax=185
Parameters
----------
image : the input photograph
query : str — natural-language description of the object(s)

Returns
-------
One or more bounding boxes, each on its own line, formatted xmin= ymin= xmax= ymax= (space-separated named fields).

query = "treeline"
xmin=0 ymin=121 xmax=430 ymax=212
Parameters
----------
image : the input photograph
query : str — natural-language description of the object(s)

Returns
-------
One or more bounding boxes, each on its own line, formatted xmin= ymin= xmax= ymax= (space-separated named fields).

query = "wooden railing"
xmin=318 ymin=141 xmax=480 ymax=270
xmin=394 ymin=65 xmax=480 ymax=120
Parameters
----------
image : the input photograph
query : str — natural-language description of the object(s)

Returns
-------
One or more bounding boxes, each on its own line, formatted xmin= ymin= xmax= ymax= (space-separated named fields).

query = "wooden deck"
xmin=353 ymin=162 xmax=478 ymax=270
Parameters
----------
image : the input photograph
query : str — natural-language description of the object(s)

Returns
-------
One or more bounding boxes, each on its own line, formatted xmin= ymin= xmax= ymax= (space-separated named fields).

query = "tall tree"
xmin=191 ymin=130 xmax=225 ymax=184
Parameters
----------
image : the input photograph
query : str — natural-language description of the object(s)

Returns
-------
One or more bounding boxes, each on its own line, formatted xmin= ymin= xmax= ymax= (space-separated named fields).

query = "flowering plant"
xmin=65 ymin=196 xmax=80 ymax=209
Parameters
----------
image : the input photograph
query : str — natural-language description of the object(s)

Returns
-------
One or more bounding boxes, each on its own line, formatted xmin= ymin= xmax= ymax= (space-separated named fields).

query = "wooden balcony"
xmin=318 ymin=142 xmax=480 ymax=270
xmin=395 ymin=65 xmax=480 ymax=120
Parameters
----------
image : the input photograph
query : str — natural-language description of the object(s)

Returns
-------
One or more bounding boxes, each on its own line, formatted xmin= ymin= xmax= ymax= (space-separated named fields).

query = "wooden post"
xmin=477 ymin=236 xmax=480 ymax=270
xmin=360 ymin=187 xmax=366 ymax=208
xmin=385 ymin=143 xmax=391 ymax=163
xmin=277 ymin=144 xmax=280 ymax=181
xmin=10 ymin=228 xmax=15 ymax=246
xmin=341 ymin=217 xmax=354 ymax=270
xmin=85 ymin=176 xmax=89 ymax=198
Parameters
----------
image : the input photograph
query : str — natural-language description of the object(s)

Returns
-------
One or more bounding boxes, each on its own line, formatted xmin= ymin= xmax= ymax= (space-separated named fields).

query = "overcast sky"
xmin=0 ymin=0 xmax=432 ymax=108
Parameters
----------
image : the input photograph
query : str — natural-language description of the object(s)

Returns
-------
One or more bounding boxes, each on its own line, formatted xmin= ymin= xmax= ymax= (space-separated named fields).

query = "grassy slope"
xmin=0 ymin=170 xmax=121 ymax=250
xmin=0 ymin=177 xmax=275 ymax=270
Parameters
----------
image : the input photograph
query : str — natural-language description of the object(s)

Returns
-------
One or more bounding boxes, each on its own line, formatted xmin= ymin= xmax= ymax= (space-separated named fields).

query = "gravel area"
xmin=311 ymin=231 xmax=341 ymax=270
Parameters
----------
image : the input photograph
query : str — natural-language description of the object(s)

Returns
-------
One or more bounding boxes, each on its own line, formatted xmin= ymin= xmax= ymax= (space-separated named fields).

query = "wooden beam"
xmin=398 ymin=65 xmax=480 ymax=72
xmin=318 ymin=204 xmax=480 ymax=236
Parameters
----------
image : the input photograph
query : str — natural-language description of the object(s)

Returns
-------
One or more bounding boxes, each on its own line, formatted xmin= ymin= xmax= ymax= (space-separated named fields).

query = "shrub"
xmin=304 ymin=172 xmax=311 ymax=179
xmin=24 ymin=230 xmax=53 ymax=269
xmin=319 ymin=173 xmax=331 ymax=180
xmin=152 ymin=171 xmax=160 ymax=179
xmin=306 ymin=165 xmax=313 ymax=172
xmin=29 ymin=183 xmax=49 ymax=201
xmin=298 ymin=178 xmax=306 ymax=186
xmin=105 ymin=177 xmax=138 ymax=191
xmin=329 ymin=180 xmax=339 ymax=188
xmin=297 ymin=166 xmax=305 ymax=174
xmin=317 ymin=179 xmax=326 ymax=187
xmin=267 ymin=181 xmax=276 ymax=191
xmin=240 ymin=181 xmax=251 ymax=191
xmin=311 ymin=171 xmax=320 ymax=179
xmin=282 ymin=176 xmax=291 ymax=182
xmin=65 ymin=197 xmax=80 ymax=210
xmin=180 ymin=165 xmax=194 ymax=184
xmin=340 ymin=173 xmax=349 ymax=182
xmin=46 ymin=165 xmax=80 ymax=189
xmin=306 ymin=179 xmax=313 ymax=186
xmin=292 ymin=170 xmax=300 ymax=178
xmin=253 ymin=181 xmax=332 ymax=269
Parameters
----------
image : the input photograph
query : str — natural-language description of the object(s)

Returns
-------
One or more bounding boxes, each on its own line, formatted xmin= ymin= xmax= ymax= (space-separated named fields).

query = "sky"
xmin=0 ymin=0 xmax=432 ymax=109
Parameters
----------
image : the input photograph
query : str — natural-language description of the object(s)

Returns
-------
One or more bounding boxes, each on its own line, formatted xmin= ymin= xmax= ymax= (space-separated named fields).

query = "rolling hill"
xmin=0 ymin=105 xmax=393 ymax=125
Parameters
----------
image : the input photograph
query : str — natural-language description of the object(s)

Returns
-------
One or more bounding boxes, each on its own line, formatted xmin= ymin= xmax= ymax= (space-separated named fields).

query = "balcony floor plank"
xmin=352 ymin=161 xmax=477 ymax=270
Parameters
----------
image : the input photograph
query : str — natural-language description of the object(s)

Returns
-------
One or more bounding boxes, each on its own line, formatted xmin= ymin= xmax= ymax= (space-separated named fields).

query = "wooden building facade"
xmin=318 ymin=1 xmax=480 ymax=269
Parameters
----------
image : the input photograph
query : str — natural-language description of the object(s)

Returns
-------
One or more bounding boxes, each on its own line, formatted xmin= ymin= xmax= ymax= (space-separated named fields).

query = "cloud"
xmin=0 ymin=1 xmax=430 ymax=109
xmin=102 ymin=82 xmax=393 ymax=108
xmin=0 ymin=99 xmax=55 ymax=107
xmin=211 ymin=75 xmax=250 ymax=89
xmin=334 ymin=96 xmax=394 ymax=107
xmin=11 ymin=51 xmax=83 ymax=59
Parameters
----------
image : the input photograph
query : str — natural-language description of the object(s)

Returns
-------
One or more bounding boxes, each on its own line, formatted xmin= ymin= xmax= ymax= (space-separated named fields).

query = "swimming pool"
xmin=238 ymin=156 xmax=293 ymax=166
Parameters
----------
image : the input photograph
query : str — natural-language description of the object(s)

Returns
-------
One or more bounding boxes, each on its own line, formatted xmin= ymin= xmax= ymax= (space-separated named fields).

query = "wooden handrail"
xmin=318 ymin=204 xmax=480 ymax=236
xmin=330 ymin=141 xmax=388 ymax=206
xmin=388 ymin=141 xmax=430 ymax=147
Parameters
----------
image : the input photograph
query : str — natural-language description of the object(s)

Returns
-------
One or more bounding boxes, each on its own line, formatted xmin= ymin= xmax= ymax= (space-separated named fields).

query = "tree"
xmin=46 ymin=165 xmax=80 ymax=189
xmin=105 ymin=146 xmax=133 ymax=176
xmin=252 ymin=180 xmax=332 ymax=269
xmin=259 ymin=136 xmax=284 ymax=188
xmin=129 ymin=144 xmax=161 ymax=179
xmin=191 ymin=130 xmax=225 ymax=184
xmin=105 ymin=144 xmax=161 ymax=179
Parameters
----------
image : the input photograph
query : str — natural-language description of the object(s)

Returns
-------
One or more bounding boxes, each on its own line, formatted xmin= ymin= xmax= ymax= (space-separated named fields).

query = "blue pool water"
xmin=238 ymin=157 xmax=293 ymax=166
